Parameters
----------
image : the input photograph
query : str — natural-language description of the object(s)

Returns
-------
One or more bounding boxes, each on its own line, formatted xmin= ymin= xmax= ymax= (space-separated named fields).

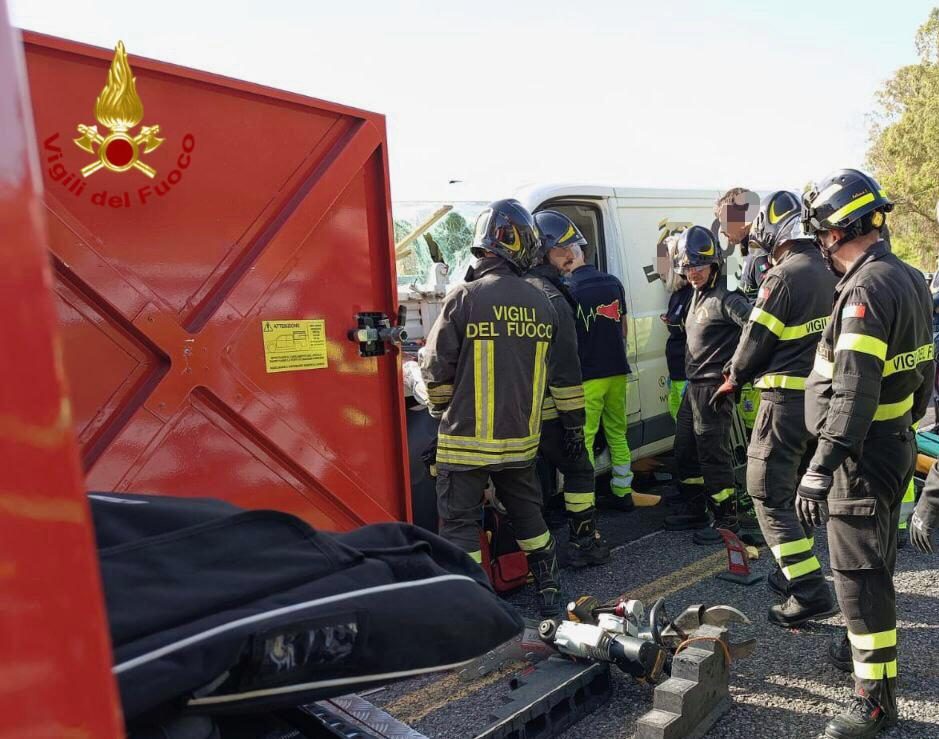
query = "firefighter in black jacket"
xmin=664 ymin=226 xmax=750 ymax=543
xmin=797 ymin=170 xmax=935 ymax=738
xmin=421 ymin=199 xmax=565 ymax=618
xmin=720 ymin=191 xmax=838 ymax=627
xmin=526 ymin=210 xmax=610 ymax=567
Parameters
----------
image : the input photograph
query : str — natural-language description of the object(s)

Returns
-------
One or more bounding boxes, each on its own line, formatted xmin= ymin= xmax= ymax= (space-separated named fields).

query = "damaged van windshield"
xmin=394 ymin=201 xmax=488 ymax=287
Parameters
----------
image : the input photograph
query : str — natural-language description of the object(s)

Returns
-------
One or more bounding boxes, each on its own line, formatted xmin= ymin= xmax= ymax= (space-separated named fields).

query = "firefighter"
xmin=797 ymin=169 xmax=934 ymax=738
xmin=526 ymin=210 xmax=610 ymax=567
xmin=661 ymin=233 xmax=693 ymax=421
xmin=421 ymin=199 xmax=565 ymax=618
xmin=718 ymin=191 xmax=838 ymax=626
xmin=663 ymin=226 xmax=750 ymax=543
xmin=715 ymin=187 xmax=763 ymax=432
xmin=565 ymin=240 xmax=635 ymax=511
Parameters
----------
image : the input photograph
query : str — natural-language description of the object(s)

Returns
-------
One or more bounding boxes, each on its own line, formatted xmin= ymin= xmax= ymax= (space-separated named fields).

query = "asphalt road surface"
xmin=372 ymin=473 xmax=939 ymax=738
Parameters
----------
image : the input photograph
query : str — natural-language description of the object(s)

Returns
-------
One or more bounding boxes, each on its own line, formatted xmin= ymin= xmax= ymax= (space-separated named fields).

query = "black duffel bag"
xmin=88 ymin=493 xmax=522 ymax=727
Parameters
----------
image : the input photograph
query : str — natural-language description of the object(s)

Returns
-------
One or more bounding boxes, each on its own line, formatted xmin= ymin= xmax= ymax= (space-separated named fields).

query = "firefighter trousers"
xmin=583 ymin=375 xmax=632 ymax=497
xmin=539 ymin=419 xmax=595 ymax=514
xmin=747 ymin=389 xmax=829 ymax=603
xmin=436 ymin=464 xmax=551 ymax=563
xmin=826 ymin=431 xmax=915 ymax=718
xmin=675 ymin=381 xmax=736 ymax=510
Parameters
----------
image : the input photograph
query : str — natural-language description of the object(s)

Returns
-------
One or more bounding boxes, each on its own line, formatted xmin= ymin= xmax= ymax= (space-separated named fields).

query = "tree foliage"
xmin=868 ymin=8 xmax=939 ymax=271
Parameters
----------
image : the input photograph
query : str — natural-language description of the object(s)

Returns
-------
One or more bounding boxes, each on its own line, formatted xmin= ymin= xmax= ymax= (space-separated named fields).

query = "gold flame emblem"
xmin=73 ymin=41 xmax=163 ymax=178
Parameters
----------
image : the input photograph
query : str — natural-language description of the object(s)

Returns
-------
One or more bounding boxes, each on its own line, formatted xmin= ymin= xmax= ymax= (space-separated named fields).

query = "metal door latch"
xmin=348 ymin=308 xmax=408 ymax=357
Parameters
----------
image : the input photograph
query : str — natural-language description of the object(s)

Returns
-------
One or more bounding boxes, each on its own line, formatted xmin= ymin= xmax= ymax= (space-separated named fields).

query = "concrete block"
xmin=651 ymin=677 xmax=695 ymax=714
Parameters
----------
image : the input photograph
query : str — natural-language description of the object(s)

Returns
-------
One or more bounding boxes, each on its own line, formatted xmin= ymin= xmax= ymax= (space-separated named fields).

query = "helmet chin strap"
xmin=819 ymin=236 xmax=848 ymax=275
xmin=708 ymin=264 xmax=719 ymax=288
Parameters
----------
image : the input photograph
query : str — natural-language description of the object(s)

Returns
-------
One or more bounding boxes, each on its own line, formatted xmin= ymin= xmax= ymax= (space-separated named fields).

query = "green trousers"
xmin=584 ymin=375 xmax=632 ymax=498
xmin=898 ymin=419 xmax=919 ymax=531
xmin=667 ymin=379 xmax=687 ymax=421
xmin=898 ymin=477 xmax=916 ymax=531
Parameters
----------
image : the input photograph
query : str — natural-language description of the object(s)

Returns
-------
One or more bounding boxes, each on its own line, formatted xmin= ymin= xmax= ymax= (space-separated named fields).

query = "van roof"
xmin=514 ymin=183 xmax=721 ymax=211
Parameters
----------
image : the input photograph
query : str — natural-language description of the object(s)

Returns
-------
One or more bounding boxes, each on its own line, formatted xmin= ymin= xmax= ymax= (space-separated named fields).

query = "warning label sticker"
xmin=262 ymin=319 xmax=328 ymax=374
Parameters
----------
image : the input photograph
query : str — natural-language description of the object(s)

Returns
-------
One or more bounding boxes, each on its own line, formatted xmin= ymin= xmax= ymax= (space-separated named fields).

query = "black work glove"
xmin=708 ymin=375 xmax=737 ymax=412
xmin=910 ymin=508 xmax=936 ymax=554
xmin=795 ymin=468 xmax=833 ymax=529
xmin=421 ymin=438 xmax=438 ymax=478
xmin=563 ymin=426 xmax=586 ymax=460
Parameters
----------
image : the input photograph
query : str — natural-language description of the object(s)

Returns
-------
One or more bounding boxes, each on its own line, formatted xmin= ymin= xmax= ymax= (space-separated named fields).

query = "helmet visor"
xmin=472 ymin=209 xmax=493 ymax=247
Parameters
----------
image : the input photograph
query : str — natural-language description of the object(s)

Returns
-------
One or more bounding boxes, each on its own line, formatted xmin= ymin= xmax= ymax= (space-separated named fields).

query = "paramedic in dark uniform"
xmin=565 ymin=244 xmax=635 ymax=511
xmin=796 ymin=170 xmax=934 ymax=738
xmin=525 ymin=209 xmax=610 ymax=567
xmin=720 ymin=191 xmax=838 ymax=627
xmin=421 ymin=199 xmax=565 ymax=617
xmin=663 ymin=226 xmax=750 ymax=543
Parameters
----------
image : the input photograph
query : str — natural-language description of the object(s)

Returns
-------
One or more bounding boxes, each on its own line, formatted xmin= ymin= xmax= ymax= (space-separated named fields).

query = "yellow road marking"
xmin=383 ymin=661 xmax=525 ymax=725
xmin=613 ymin=550 xmax=728 ymax=605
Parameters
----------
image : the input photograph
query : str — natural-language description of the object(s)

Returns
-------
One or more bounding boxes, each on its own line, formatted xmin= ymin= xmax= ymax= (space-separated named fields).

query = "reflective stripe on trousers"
xmin=771 ymin=537 xmax=821 ymax=580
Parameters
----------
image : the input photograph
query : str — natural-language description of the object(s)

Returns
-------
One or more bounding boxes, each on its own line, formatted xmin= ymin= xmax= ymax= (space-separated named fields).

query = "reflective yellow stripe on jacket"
xmin=473 ymin=339 xmax=495 ymax=439
xmin=873 ymin=394 xmax=914 ymax=421
xmin=833 ymin=334 xmax=934 ymax=377
xmin=436 ymin=432 xmax=541 ymax=467
xmin=755 ymin=374 xmax=807 ymax=390
xmin=550 ymin=384 xmax=585 ymax=412
xmin=529 ymin=341 xmax=549 ymax=435
xmin=749 ymin=307 xmax=828 ymax=341
xmin=835 ymin=332 xmax=888 ymax=361
xmin=813 ymin=354 xmax=833 ymax=379
xmin=883 ymin=343 xmax=934 ymax=377
xmin=426 ymin=384 xmax=453 ymax=404
xmin=541 ymin=396 xmax=559 ymax=421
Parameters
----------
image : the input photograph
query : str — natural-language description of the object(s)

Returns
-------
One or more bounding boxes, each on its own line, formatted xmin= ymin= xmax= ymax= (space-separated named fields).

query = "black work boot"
xmin=603 ymin=492 xmax=635 ymax=512
xmin=767 ymin=592 xmax=839 ymax=628
xmin=824 ymin=693 xmax=896 ymax=738
xmin=526 ymin=539 xmax=565 ymax=619
xmin=692 ymin=497 xmax=739 ymax=545
xmin=664 ymin=496 xmax=710 ymax=530
xmin=828 ymin=633 xmax=853 ymax=674
xmin=566 ymin=509 xmax=611 ymax=567
xmin=766 ymin=566 xmax=789 ymax=599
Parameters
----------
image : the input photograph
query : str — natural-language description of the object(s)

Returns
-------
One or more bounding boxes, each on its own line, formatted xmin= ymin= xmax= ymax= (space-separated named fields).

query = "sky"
xmin=10 ymin=0 xmax=936 ymax=202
